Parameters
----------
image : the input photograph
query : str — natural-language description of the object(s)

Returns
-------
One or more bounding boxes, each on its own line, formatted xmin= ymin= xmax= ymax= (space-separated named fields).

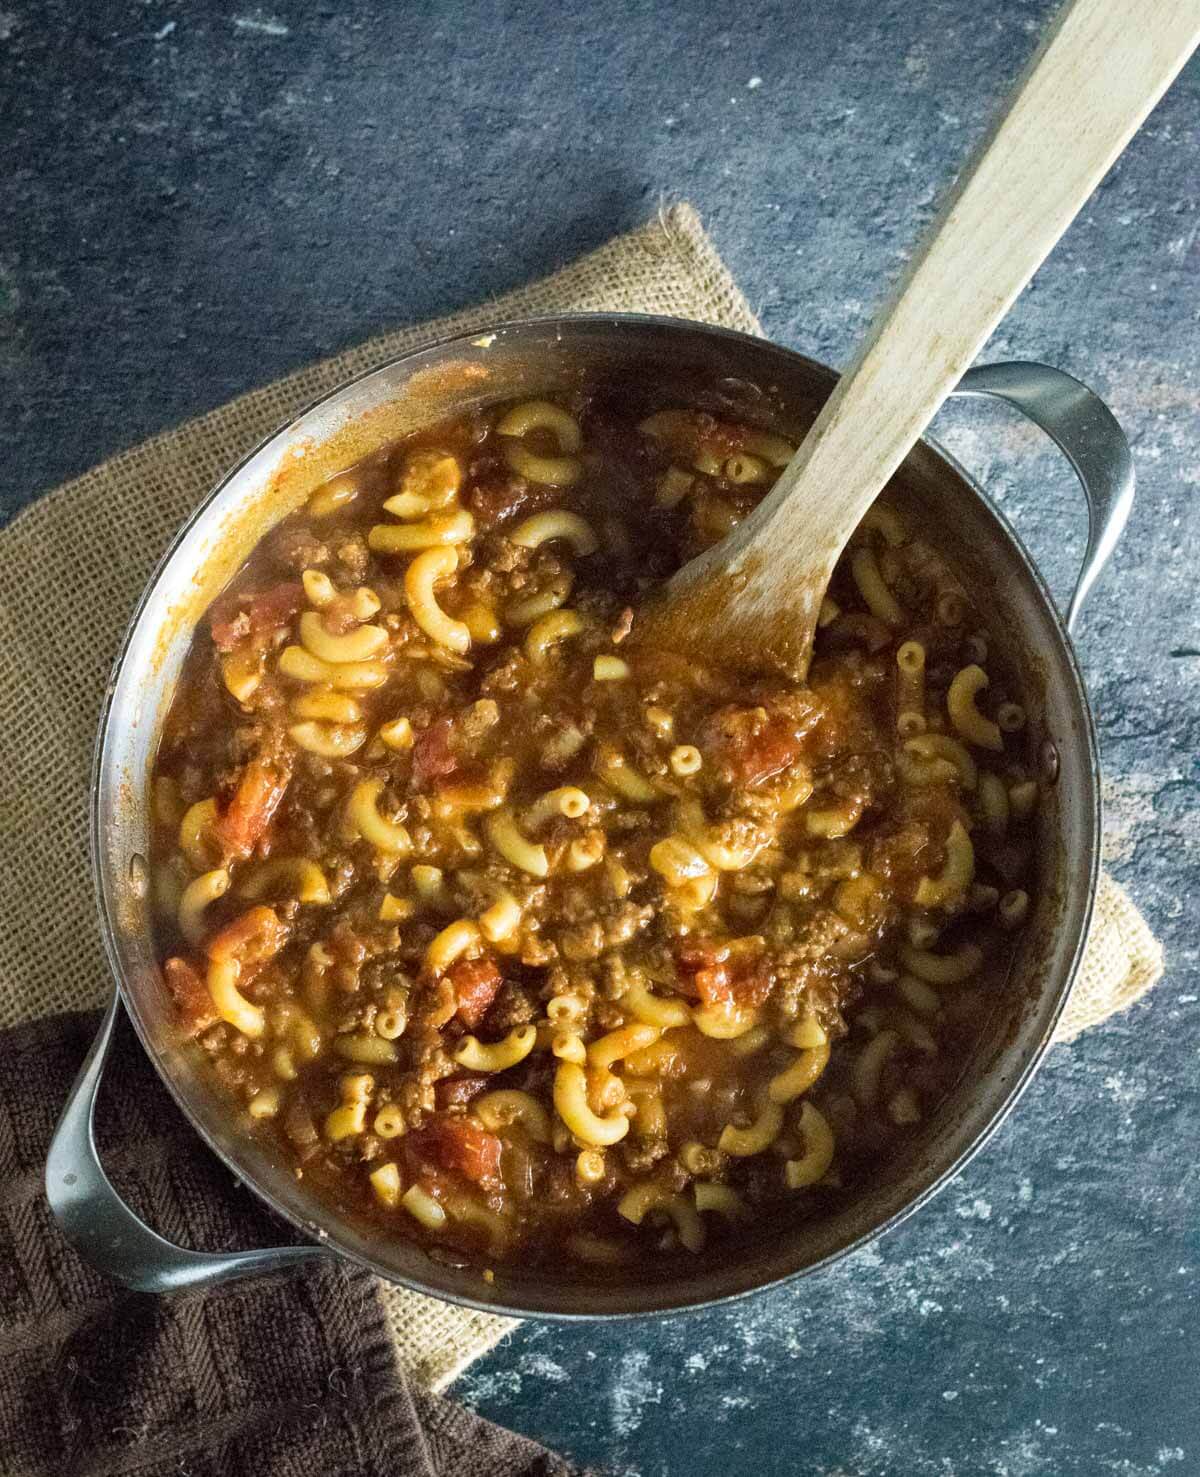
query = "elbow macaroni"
xmin=453 ymin=1025 xmax=537 ymax=1072
xmin=405 ymin=546 xmax=471 ymax=654
xmin=346 ymin=778 xmax=412 ymax=856
xmin=497 ymin=400 xmax=583 ymax=486
xmin=153 ymin=388 xmax=1041 ymax=1270
xmin=719 ymin=1100 xmax=785 ymax=1157
xmin=178 ymin=868 xmax=230 ymax=945
xmin=914 ymin=819 xmax=975 ymax=908
xmin=947 ymin=665 xmax=1004 ymax=751
xmin=553 ymin=1062 xmax=631 ymax=1146
xmin=485 ymin=808 xmax=549 ymax=878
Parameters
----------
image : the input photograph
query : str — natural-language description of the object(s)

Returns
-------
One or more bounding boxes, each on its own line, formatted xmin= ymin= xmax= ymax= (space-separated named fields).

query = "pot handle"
xmin=45 ymin=992 xmax=328 ymax=1292
xmin=951 ymin=361 xmax=1135 ymax=636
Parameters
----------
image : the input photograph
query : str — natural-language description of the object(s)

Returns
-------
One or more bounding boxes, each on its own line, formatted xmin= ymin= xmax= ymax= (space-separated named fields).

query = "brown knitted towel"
xmin=0 ymin=1009 xmax=582 ymax=1477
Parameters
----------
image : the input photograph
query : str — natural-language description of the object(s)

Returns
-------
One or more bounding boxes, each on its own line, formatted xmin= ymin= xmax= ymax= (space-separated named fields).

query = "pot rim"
xmin=91 ymin=311 xmax=1101 ymax=1319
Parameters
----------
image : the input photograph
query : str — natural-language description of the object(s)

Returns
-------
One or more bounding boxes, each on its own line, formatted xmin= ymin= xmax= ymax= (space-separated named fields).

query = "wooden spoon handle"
xmin=657 ymin=0 xmax=1199 ymax=675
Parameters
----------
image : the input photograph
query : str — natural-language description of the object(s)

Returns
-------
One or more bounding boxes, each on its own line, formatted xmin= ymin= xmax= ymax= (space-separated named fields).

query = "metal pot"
xmin=47 ymin=316 xmax=1132 ymax=1318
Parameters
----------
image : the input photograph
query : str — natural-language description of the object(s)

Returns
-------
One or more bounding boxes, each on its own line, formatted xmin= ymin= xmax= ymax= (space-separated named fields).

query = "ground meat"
xmin=458 ymin=698 xmax=500 ymax=743
xmin=828 ymin=750 xmax=891 ymax=806
xmin=867 ymin=820 xmax=933 ymax=895
xmin=354 ymin=1134 xmax=384 ymax=1163
xmin=730 ymin=867 xmax=776 ymax=895
xmin=411 ymin=717 xmax=458 ymax=789
xmin=555 ymin=896 xmax=652 ymax=962
xmin=198 ymin=1022 xmax=230 ymax=1054
xmin=616 ymin=1135 xmax=665 ymax=1175
xmin=517 ymin=934 xmax=556 ymax=967
xmin=474 ymin=533 xmax=527 ymax=575
xmin=397 ymin=1076 xmax=435 ymax=1126
xmin=771 ymin=914 xmax=854 ymax=1019
xmin=484 ymin=979 xmax=539 ymax=1032
xmin=468 ymin=476 xmax=536 ymax=527
xmin=602 ymin=901 xmax=653 ymax=948
xmin=434 ymin=1073 xmax=491 ymax=1109
xmin=538 ymin=720 xmax=590 ymax=770
xmin=334 ymin=1000 xmax=376 ymax=1034
xmin=593 ymin=998 xmax=626 ymax=1031
xmin=268 ymin=526 xmax=329 ymax=570
xmin=334 ymin=535 xmax=370 ymax=581
xmin=557 ymin=919 xmax=605 ymax=961
xmin=479 ymin=648 xmax=525 ymax=696
xmin=543 ymin=1157 xmax=586 ymax=1208
xmin=330 ymin=919 xmax=368 ymax=965
xmin=325 ymin=853 xmax=359 ymax=901
xmin=210 ymin=1055 xmax=250 ymax=1096
xmin=282 ymin=1100 xmax=320 ymax=1159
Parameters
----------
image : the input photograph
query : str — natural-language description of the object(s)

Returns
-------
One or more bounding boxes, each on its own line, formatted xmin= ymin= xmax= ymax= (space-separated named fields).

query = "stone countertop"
xmin=4 ymin=2 xmax=1196 ymax=1473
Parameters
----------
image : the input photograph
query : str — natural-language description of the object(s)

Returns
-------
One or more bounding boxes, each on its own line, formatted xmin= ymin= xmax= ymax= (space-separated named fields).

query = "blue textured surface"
xmin=4 ymin=3 xmax=1197 ymax=1473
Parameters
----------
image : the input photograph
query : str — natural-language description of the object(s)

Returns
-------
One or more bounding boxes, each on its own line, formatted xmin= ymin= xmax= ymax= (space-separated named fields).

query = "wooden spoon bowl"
xmin=644 ymin=0 xmax=1198 ymax=679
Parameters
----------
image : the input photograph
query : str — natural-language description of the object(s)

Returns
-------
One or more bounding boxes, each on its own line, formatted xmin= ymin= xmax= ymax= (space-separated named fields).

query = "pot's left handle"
xmin=46 ymin=992 xmax=328 ymax=1293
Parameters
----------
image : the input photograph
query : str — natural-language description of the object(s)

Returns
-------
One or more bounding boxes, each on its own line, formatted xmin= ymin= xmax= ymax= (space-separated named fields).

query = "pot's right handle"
xmin=46 ymin=991 xmax=328 ymax=1293
xmin=952 ymin=361 xmax=1135 ymax=636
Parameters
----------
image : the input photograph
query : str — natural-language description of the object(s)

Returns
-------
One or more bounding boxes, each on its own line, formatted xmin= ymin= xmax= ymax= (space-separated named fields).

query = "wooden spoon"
xmin=647 ymin=0 xmax=1199 ymax=678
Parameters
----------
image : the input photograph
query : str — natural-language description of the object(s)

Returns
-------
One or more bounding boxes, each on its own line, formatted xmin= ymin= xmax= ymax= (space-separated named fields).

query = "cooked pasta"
xmin=237 ymin=856 xmax=331 ymax=905
xmin=278 ymin=645 xmax=389 ymax=691
xmin=554 ymin=1062 xmax=631 ymax=1147
xmin=404 ymin=545 xmax=471 ymax=653
xmin=453 ymin=1025 xmax=537 ymax=1072
xmin=485 ymin=807 xmax=549 ymax=878
xmin=368 ymin=507 xmax=475 ymax=554
xmin=345 ymin=778 xmax=412 ymax=856
xmin=947 ymin=664 xmax=1004 ymax=751
xmin=298 ymin=610 xmax=388 ymax=665
xmin=510 ymin=509 xmax=598 ymax=555
xmin=178 ymin=868 xmax=229 ymax=945
xmin=498 ymin=402 xmax=583 ymax=486
xmin=152 ymin=387 xmax=1039 ymax=1270
xmin=524 ymin=609 xmax=586 ymax=663
xmin=719 ymin=1100 xmax=785 ymax=1157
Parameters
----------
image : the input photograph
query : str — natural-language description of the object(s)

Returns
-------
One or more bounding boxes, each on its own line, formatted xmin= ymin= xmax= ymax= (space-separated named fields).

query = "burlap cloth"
xmin=0 ymin=203 xmax=1164 ymax=1386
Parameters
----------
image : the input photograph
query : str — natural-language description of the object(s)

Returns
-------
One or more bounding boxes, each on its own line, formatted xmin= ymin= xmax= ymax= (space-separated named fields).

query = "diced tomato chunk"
xmin=210 ymin=582 xmax=304 ymax=651
xmin=211 ymin=611 xmax=251 ymax=651
xmin=410 ymin=1117 xmax=504 ymax=1191
xmin=206 ymin=905 xmax=288 ymax=968
xmin=675 ymin=937 xmax=731 ymax=972
xmin=677 ymin=938 xmax=772 ymax=1010
xmin=699 ymin=702 xmax=808 ymax=787
xmin=447 ymin=956 xmax=503 ymax=1030
xmin=434 ymin=1073 xmax=491 ymax=1110
xmin=694 ymin=963 xmax=734 ymax=1009
xmin=410 ymin=717 xmax=458 ymax=790
xmin=740 ymin=720 xmax=804 ymax=786
xmin=214 ymin=760 xmax=289 ymax=858
xmin=250 ymin=581 xmax=304 ymax=626
xmin=730 ymin=963 xmax=773 ymax=1009
xmin=163 ymin=956 xmax=217 ymax=1036
xmin=703 ymin=697 xmax=815 ymax=791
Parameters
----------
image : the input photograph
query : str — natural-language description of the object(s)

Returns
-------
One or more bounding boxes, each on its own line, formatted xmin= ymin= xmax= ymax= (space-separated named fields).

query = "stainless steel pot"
xmin=47 ymin=316 xmax=1133 ymax=1317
